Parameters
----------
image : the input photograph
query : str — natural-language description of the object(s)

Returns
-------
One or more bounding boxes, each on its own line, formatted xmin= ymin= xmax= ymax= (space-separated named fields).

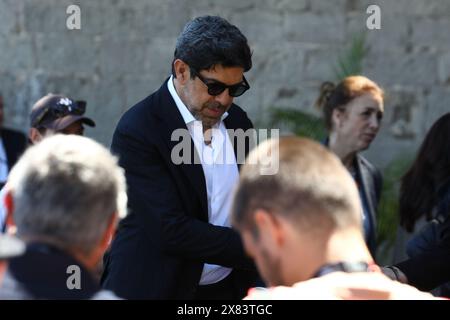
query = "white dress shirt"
xmin=168 ymin=76 xmax=239 ymax=285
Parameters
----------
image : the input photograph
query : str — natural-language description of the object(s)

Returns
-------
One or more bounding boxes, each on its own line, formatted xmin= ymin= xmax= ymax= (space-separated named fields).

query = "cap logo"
xmin=59 ymin=97 xmax=73 ymax=110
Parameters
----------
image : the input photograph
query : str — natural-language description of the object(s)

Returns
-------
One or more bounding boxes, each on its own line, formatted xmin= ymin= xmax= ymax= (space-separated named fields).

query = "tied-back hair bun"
xmin=315 ymin=81 xmax=336 ymax=110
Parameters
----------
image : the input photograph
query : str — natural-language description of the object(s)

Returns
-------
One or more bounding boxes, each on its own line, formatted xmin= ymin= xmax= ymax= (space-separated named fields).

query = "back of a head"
xmin=173 ymin=15 xmax=252 ymax=76
xmin=233 ymin=136 xmax=361 ymax=236
xmin=7 ymin=135 xmax=127 ymax=255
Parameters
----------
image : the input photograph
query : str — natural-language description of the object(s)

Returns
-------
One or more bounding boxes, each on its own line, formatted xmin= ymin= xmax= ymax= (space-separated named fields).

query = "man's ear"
xmin=331 ymin=108 xmax=343 ymax=129
xmin=254 ymin=209 xmax=284 ymax=248
xmin=29 ymin=128 xmax=42 ymax=144
xmin=173 ymin=59 xmax=191 ymax=84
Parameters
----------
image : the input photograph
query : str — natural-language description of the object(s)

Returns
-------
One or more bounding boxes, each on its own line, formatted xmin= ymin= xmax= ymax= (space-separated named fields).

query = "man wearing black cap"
xmin=28 ymin=93 xmax=96 ymax=143
xmin=0 ymin=93 xmax=96 ymax=233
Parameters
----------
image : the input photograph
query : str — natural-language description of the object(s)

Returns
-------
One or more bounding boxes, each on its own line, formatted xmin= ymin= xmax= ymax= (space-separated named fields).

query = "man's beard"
xmin=195 ymin=102 xmax=228 ymax=128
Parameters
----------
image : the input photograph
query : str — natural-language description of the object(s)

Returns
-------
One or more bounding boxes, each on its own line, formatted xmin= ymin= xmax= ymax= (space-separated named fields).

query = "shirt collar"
xmin=167 ymin=75 xmax=229 ymax=126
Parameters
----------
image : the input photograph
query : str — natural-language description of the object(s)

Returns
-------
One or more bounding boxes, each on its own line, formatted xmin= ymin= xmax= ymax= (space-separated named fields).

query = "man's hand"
xmin=381 ymin=266 xmax=408 ymax=284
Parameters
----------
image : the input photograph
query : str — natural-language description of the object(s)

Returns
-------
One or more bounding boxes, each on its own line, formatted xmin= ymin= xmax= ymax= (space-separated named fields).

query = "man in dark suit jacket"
xmin=383 ymin=222 xmax=450 ymax=294
xmin=394 ymin=236 xmax=450 ymax=292
xmin=101 ymin=16 xmax=258 ymax=299
xmin=0 ymin=95 xmax=27 ymax=188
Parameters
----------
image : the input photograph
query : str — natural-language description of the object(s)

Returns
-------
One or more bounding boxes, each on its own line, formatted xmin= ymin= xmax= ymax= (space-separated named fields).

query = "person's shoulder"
xmin=227 ymin=103 xmax=248 ymax=118
xmin=226 ymin=103 xmax=253 ymax=129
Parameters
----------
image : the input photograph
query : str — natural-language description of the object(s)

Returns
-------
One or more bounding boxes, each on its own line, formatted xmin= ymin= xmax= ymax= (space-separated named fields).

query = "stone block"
xmin=229 ymin=9 xmax=284 ymax=44
xmin=0 ymin=0 xmax=23 ymax=35
xmin=438 ymin=53 xmax=450 ymax=84
xmin=383 ymin=87 xmax=425 ymax=140
xmin=35 ymin=33 xmax=98 ymax=74
xmin=0 ymin=34 xmax=35 ymax=72
xmin=304 ymin=47 xmax=339 ymax=82
xmin=424 ymin=87 xmax=450 ymax=131
xmin=346 ymin=14 xmax=409 ymax=54
xmin=284 ymin=12 xmax=346 ymax=44
xmin=0 ymin=70 xmax=48 ymax=128
xmin=144 ymin=37 xmax=174 ymax=78
xmin=310 ymin=0 xmax=348 ymax=15
xmin=97 ymin=35 xmax=150 ymax=76
xmin=411 ymin=18 xmax=450 ymax=51
xmin=345 ymin=0 xmax=450 ymax=17
xmin=364 ymin=50 xmax=438 ymax=86
xmin=23 ymin=0 xmax=75 ymax=34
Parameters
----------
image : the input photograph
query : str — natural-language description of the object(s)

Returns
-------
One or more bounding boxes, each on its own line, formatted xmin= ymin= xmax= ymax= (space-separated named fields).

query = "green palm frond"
xmin=269 ymin=108 xmax=326 ymax=141
xmin=334 ymin=33 xmax=368 ymax=81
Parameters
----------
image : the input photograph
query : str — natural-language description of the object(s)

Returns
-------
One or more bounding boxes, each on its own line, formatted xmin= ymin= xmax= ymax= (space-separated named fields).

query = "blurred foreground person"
xmin=0 ymin=135 xmax=126 ymax=299
xmin=232 ymin=136 xmax=438 ymax=300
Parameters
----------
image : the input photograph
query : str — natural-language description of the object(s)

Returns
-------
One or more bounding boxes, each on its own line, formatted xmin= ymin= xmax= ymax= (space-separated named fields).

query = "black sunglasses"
xmin=194 ymin=71 xmax=250 ymax=97
xmin=33 ymin=99 xmax=86 ymax=128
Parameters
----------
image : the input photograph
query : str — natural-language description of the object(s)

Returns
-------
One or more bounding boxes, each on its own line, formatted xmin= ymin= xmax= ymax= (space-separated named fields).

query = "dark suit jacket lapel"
xmin=223 ymin=113 xmax=253 ymax=171
xmin=155 ymin=80 xmax=208 ymax=218
xmin=224 ymin=115 xmax=240 ymax=170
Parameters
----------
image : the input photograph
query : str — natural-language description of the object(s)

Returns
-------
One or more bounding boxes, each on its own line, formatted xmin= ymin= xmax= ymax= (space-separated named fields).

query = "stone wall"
xmin=1 ymin=0 xmax=450 ymax=168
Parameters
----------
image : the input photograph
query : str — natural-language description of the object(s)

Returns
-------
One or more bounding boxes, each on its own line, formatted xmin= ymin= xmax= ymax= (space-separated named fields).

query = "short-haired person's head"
xmin=172 ymin=16 xmax=252 ymax=129
xmin=316 ymin=76 xmax=384 ymax=153
xmin=232 ymin=136 xmax=362 ymax=286
xmin=6 ymin=135 xmax=127 ymax=266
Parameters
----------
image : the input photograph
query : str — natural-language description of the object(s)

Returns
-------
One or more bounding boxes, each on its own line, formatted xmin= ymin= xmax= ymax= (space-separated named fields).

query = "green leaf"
xmin=268 ymin=107 xmax=326 ymax=141
xmin=334 ymin=33 xmax=368 ymax=81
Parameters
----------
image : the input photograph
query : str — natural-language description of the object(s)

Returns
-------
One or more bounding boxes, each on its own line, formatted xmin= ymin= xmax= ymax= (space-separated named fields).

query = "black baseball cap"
xmin=30 ymin=94 xmax=96 ymax=131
